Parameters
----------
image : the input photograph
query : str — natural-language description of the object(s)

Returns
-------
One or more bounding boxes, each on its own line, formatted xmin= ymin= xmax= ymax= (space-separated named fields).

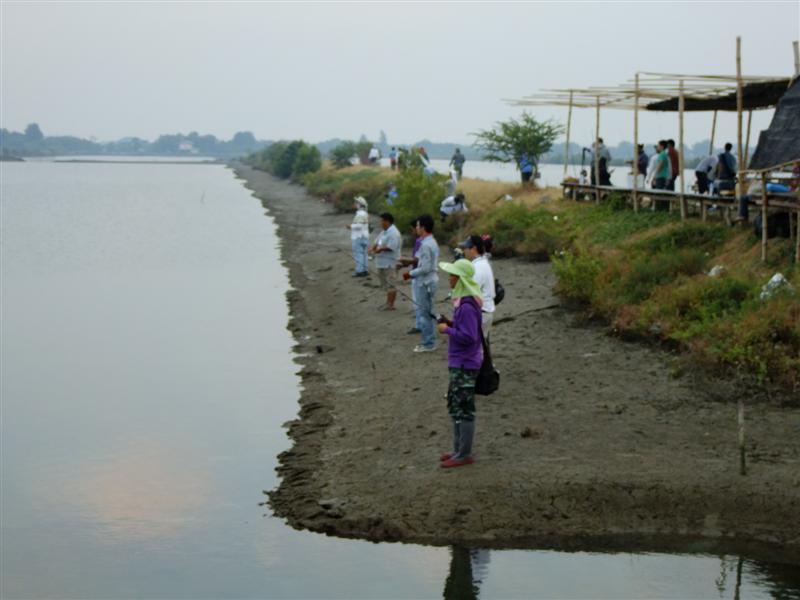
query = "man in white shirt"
xmin=368 ymin=146 xmax=380 ymax=164
xmin=346 ymin=196 xmax=370 ymax=277
xmin=694 ymin=154 xmax=718 ymax=195
xmin=440 ymin=193 xmax=468 ymax=221
xmin=369 ymin=212 xmax=402 ymax=310
xmin=459 ymin=235 xmax=495 ymax=337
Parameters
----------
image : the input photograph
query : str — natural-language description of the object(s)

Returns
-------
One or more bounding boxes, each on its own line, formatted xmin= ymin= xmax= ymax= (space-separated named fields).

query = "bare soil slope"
xmin=234 ymin=165 xmax=800 ymax=557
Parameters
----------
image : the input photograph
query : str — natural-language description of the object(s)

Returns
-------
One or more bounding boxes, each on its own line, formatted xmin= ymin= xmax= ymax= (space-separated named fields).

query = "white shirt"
xmin=695 ymin=155 xmax=718 ymax=176
xmin=472 ymin=255 xmax=495 ymax=313
xmin=350 ymin=209 xmax=369 ymax=240
xmin=646 ymin=153 xmax=660 ymax=181
xmin=440 ymin=196 xmax=468 ymax=215
xmin=368 ymin=147 xmax=379 ymax=160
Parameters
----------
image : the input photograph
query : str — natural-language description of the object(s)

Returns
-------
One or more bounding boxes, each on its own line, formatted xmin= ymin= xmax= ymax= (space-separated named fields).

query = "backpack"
xmin=475 ymin=329 xmax=500 ymax=396
xmin=494 ymin=278 xmax=505 ymax=305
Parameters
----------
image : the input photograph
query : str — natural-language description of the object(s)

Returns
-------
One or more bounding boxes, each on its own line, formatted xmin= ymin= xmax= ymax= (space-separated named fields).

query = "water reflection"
xmin=443 ymin=547 xmax=489 ymax=600
xmin=57 ymin=441 xmax=208 ymax=547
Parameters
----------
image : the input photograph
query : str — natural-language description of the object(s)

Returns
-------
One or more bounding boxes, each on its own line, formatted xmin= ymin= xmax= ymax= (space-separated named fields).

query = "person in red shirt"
xmin=666 ymin=139 xmax=680 ymax=191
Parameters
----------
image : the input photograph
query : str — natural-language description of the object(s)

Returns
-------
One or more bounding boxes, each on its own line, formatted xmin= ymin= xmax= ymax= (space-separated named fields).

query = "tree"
xmin=329 ymin=141 xmax=357 ymax=168
xmin=472 ymin=113 xmax=564 ymax=168
xmin=24 ymin=123 xmax=44 ymax=142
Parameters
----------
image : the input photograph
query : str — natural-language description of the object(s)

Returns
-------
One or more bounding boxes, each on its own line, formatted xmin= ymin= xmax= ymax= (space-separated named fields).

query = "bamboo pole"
xmin=709 ymin=109 xmax=718 ymax=156
xmin=744 ymin=110 xmax=753 ymax=165
xmin=736 ymin=37 xmax=744 ymax=200
xmin=794 ymin=41 xmax=800 ymax=78
xmin=796 ymin=209 xmax=800 ymax=264
xmin=633 ymin=73 xmax=639 ymax=212
xmin=679 ymin=79 xmax=687 ymax=219
xmin=761 ymin=172 xmax=769 ymax=263
xmin=594 ymin=95 xmax=601 ymax=203
xmin=563 ymin=91 xmax=573 ymax=181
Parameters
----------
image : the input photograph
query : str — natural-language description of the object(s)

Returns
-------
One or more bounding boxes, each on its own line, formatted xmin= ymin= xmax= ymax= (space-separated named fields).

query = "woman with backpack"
xmin=436 ymin=259 xmax=483 ymax=469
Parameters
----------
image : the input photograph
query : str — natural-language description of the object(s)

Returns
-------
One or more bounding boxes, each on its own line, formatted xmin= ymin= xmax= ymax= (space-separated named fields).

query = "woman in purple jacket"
xmin=436 ymin=259 xmax=484 ymax=468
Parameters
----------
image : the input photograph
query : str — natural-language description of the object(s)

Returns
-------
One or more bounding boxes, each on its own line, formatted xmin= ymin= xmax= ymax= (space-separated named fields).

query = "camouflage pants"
xmin=446 ymin=367 xmax=478 ymax=422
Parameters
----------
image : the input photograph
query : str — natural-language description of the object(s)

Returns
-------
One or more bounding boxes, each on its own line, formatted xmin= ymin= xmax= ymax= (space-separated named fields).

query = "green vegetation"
xmin=247 ymin=140 xmax=321 ymax=182
xmin=328 ymin=140 xmax=375 ymax=168
xmin=472 ymin=112 xmax=564 ymax=168
xmin=304 ymin=165 xmax=394 ymax=212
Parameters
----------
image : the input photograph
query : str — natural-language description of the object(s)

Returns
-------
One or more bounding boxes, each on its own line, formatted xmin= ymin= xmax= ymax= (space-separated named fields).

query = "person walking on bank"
xmin=450 ymin=148 xmax=466 ymax=179
xmin=436 ymin=259 xmax=483 ymax=468
xmin=369 ymin=212 xmax=401 ymax=310
xmin=347 ymin=196 xmax=370 ymax=277
xmin=459 ymin=235 xmax=495 ymax=338
xmin=402 ymin=214 xmax=439 ymax=352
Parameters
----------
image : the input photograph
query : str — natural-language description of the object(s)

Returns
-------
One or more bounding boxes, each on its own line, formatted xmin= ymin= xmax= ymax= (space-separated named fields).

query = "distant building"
xmin=178 ymin=141 xmax=197 ymax=153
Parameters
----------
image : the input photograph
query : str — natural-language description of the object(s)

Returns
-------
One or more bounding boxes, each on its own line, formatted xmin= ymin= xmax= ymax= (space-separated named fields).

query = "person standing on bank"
xmin=402 ymin=214 xmax=439 ymax=353
xmin=369 ymin=212 xmax=401 ymax=310
xmin=347 ymin=196 xmax=370 ymax=277
xmin=450 ymin=148 xmax=466 ymax=179
xmin=436 ymin=259 xmax=483 ymax=468
xmin=459 ymin=235 xmax=495 ymax=338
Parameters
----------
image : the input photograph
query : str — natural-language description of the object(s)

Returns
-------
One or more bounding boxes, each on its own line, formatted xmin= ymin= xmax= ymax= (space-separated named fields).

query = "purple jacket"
xmin=444 ymin=296 xmax=483 ymax=370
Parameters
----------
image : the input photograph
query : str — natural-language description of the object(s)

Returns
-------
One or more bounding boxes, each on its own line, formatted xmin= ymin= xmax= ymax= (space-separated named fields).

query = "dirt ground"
xmin=233 ymin=164 xmax=800 ymax=560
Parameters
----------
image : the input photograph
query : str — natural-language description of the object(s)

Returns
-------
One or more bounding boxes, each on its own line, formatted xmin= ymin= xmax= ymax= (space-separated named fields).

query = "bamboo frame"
xmin=709 ymin=109 xmax=718 ymax=156
xmin=595 ymin=96 xmax=601 ymax=203
xmin=736 ymin=37 xmax=745 ymax=200
xmin=744 ymin=110 xmax=753 ymax=165
xmin=679 ymin=79 xmax=687 ymax=219
xmin=563 ymin=91 xmax=573 ymax=180
xmin=633 ymin=73 xmax=639 ymax=211
xmin=761 ymin=172 xmax=769 ymax=263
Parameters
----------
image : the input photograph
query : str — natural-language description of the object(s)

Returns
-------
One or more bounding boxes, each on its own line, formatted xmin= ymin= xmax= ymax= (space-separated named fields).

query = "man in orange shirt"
xmin=666 ymin=139 xmax=680 ymax=191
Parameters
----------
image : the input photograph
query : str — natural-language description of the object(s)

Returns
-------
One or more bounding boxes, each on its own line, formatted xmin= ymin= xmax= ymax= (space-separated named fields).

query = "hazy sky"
xmin=2 ymin=1 xmax=798 ymax=147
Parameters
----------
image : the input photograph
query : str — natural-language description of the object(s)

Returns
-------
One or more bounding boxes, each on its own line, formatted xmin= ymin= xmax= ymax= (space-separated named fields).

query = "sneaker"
xmin=352 ymin=272 xmax=368 ymax=278
xmin=441 ymin=456 xmax=475 ymax=468
xmin=413 ymin=344 xmax=436 ymax=353
xmin=406 ymin=327 xmax=421 ymax=335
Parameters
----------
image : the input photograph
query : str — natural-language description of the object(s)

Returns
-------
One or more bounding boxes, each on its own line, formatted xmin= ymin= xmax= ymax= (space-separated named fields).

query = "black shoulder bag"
xmin=475 ymin=329 xmax=500 ymax=396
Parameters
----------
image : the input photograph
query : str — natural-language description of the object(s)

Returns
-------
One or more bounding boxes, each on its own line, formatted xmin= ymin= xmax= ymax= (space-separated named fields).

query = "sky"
xmin=2 ymin=1 xmax=799 ymax=147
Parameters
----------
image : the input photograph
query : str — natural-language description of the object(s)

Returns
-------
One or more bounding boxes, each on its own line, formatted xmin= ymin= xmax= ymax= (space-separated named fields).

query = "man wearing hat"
xmin=436 ymin=258 xmax=483 ymax=468
xmin=346 ymin=196 xmax=370 ymax=277
xmin=458 ymin=234 xmax=495 ymax=337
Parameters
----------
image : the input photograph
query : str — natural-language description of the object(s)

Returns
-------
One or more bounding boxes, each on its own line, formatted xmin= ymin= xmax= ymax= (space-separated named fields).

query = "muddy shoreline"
xmin=232 ymin=164 xmax=800 ymax=561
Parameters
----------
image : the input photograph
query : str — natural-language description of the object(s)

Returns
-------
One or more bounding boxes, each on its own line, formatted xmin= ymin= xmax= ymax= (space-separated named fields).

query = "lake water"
xmin=2 ymin=159 xmax=799 ymax=599
xmin=382 ymin=157 xmax=698 ymax=189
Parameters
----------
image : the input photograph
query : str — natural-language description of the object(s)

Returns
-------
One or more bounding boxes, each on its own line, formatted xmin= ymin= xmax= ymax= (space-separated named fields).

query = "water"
xmin=381 ymin=157 xmax=698 ymax=189
xmin=2 ymin=159 xmax=798 ymax=599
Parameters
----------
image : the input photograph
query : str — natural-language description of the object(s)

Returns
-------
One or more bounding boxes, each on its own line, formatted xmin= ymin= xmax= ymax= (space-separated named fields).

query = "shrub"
xmin=552 ymin=249 xmax=602 ymax=304
xmin=390 ymin=166 xmax=446 ymax=233
xmin=291 ymin=144 xmax=322 ymax=181
xmin=251 ymin=140 xmax=321 ymax=180
xmin=329 ymin=141 xmax=358 ymax=169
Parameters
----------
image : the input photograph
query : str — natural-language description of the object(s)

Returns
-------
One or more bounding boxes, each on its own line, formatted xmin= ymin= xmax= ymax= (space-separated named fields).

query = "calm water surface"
xmin=1 ymin=160 xmax=798 ymax=599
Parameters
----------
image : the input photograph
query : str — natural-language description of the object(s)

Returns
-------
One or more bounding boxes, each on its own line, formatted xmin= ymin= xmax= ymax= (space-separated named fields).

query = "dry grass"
xmin=456 ymin=177 xmax=561 ymax=216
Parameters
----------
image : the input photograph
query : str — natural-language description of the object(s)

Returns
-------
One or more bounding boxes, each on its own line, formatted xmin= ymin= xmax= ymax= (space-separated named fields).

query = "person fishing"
xmin=346 ymin=196 xmax=370 ymax=277
xmin=402 ymin=214 xmax=439 ymax=353
xmin=436 ymin=258 xmax=483 ymax=468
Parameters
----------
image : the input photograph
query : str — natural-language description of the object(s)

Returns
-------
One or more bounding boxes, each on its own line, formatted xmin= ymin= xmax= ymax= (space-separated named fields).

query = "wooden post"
xmin=679 ymin=79 xmax=687 ymax=220
xmin=633 ymin=73 xmax=640 ymax=212
xmin=796 ymin=208 xmax=800 ymax=264
xmin=594 ymin=95 xmax=601 ymax=203
xmin=736 ymin=37 xmax=745 ymax=200
xmin=563 ymin=91 xmax=573 ymax=182
xmin=709 ymin=110 xmax=718 ymax=156
xmin=794 ymin=40 xmax=800 ymax=78
xmin=744 ymin=110 xmax=753 ymax=165
xmin=761 ymin=172 xmax=769 ymax=263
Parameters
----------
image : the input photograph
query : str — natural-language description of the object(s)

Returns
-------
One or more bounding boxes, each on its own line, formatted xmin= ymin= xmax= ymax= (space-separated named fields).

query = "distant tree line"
xmin=0 ymin=123 xmax=268 ymax=158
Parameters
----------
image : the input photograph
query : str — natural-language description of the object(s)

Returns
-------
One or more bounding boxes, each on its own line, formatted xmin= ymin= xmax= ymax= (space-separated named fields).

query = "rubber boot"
xmin=452 ymin=420 xmax=461 ymax=455
xmin=457 ymin=420 xmax=475 ymax=459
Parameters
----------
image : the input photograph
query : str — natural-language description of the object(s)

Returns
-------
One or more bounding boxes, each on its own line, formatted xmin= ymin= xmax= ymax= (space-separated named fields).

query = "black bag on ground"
xmin=475 ymin=331 xmax=500 ymax=396
xmin=494 ymin=278 xmax=505 ymax=305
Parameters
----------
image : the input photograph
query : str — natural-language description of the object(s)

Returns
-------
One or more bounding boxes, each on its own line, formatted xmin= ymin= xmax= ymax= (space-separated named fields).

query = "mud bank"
xmin=232 ymin=164 xmax=800 ymax=559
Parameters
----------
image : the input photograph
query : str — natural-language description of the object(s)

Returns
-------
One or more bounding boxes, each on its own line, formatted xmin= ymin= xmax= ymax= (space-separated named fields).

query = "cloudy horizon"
xmin=2 ymin=1 xmax=798 ymax=147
